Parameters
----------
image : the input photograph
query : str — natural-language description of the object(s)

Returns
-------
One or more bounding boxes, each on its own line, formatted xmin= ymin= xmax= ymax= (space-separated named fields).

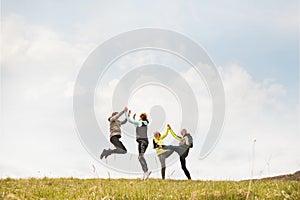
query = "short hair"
xmin=108 ymin=112 xmax=118 ymax=121
xmin=154 ymin=131 xmax=161 ymax=137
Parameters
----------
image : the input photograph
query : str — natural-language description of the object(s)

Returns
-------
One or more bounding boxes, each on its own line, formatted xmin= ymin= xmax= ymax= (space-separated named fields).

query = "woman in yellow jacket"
xmin=153 ymin=126 xmax=174 ymax=179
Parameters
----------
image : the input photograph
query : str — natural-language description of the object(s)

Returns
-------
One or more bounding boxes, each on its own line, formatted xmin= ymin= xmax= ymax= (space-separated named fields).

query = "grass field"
xmin=1 ymin=178 xmax=299 ymax=200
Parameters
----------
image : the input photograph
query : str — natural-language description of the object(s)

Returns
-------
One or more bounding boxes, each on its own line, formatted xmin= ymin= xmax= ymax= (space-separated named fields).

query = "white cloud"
xmin=0 ymin=14 xmax=96 ymax=178
xmin=1 ymin=14 xmax=88 ymax=72
xmin=211 ymin=64 xmax=299 ymax=179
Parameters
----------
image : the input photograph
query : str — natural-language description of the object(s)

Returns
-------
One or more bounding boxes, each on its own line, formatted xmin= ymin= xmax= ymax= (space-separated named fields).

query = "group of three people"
xmin=100 ymin=107 xmax=193 ymax=180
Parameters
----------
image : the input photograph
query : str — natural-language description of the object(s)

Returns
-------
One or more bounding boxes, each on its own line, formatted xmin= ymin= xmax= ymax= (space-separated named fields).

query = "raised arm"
xmin=120 ymin=118 xmax=127 ymax=125
xmin=110 ymin=110 xmax=125 ymax=122
xmin=169 ymin=129 xmax=181 ymax=141
xmin=160 ymin=127 xmax=169 ymax=140
xmin=125 ymin=112 xmax=142 ymax=127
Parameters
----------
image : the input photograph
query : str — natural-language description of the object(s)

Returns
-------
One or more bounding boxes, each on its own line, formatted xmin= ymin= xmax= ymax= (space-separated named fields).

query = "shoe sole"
xmin=143 ymin=171 xmax=152 ymax=181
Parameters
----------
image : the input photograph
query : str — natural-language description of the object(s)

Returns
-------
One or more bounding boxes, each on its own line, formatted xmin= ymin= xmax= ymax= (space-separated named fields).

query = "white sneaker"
xmin=143 ymin=171 xmax=152 ymax=181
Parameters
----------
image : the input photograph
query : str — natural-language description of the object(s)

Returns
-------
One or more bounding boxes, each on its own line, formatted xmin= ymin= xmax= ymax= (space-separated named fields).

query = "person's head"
xmin=108 ymin=112 xmax=118 ymax=121
xmin=140 ymin=113 xmax=149 ymax=123
xmin=181 ymin=128 xmax=187 ymax=136
xmin=154 ymin=131 xmax=161 ymax=139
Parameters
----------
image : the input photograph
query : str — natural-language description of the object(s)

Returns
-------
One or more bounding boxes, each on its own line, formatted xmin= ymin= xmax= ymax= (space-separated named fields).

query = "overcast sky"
xmin=1 ymin=0 xmax=299 ymax=180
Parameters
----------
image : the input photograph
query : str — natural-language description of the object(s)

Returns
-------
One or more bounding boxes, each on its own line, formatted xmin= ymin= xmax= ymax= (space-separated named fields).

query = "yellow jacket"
xmin=153 ymin=129 xmax=169 ymax=155
xmin=169 ymin=129 xmax=181 ymax=141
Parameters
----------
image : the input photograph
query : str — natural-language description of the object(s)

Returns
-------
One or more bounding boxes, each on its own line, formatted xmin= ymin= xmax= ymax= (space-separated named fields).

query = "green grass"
xmin=1 ymin=178 xmax=299 ymax=200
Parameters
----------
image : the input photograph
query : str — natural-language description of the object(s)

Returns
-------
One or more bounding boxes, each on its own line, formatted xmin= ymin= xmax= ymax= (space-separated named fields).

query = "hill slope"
xmin=260 ymin=170 xmax=300 ymax=181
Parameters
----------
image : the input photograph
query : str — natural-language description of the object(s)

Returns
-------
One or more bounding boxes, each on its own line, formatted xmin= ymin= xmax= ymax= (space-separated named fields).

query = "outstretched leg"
xmin=162 ymin=145 xmax=186 ymax=156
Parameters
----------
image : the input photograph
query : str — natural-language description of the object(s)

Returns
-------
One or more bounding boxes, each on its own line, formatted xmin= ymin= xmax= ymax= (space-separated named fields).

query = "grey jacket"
xmin=136 ymin=122 xmax=148 ymax=141
xmin=179 ymin=133 xmax=193 ymax=149
xmin=109 ymin=110 xmax=127 ymax=137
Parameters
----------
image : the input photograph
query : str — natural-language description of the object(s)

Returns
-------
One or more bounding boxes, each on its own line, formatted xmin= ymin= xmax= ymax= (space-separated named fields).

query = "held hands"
xmin=167 ymin=124 xmax=172 ymax=130
xmin=124 ymin=107 xmax=136 ymax=119
xmin=124 ymin=107 xmax=131 ymax=116
xmin=127 ymin=110 xmax=131 ymax=117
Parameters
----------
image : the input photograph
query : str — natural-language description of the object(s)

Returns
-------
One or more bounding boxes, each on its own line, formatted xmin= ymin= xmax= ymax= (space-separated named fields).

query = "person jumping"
xmin=100 ymin=108 xmax=127 ymax=159
xmin=125 ymin=107 xmax=152 ymax=180
xmin=153 ymin=125 xmax=174 ymax=180
xmin=161 ymin=124 xmax=193 ymax=180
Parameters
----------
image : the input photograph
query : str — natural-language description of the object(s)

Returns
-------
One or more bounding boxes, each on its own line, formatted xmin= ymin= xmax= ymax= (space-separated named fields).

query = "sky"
xmin=1 ymin=0 xmax=299 ymax=180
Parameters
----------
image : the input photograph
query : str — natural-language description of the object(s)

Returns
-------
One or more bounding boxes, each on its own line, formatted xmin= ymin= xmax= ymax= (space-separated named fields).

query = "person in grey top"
xmin=161 ymin=124 xmax=193 ymax=180
xmin=100 ymin=108 xmax=127 ymax=159
xmin=125 ymin=107 xmax=152 ymax=180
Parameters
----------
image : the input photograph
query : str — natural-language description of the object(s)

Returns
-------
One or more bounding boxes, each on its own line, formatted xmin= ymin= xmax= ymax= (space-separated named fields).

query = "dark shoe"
xmin=100 ymin=149 xmax=107 ymax=159
xmin=104 ymin=150 xmax=111 ymax=159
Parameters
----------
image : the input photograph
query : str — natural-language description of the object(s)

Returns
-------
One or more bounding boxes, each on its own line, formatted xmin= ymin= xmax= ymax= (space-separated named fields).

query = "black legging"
xmin=107 ymin=135 xmax=127 ymax=155
xmin=179 ymin=149 xmax=191 ymax=180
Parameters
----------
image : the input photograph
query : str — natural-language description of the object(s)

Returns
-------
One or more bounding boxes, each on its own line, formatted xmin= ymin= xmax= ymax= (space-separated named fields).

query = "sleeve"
xmin=188 ymin=135 xmax=193 ymax=147
xmin=169 ymin=129 xmax=182 ymax=141
xmin=110 ymin=110 xmax=125 ymax=122
xmin=184 ymin=136 xmax=190 ymax=146
xmin=153 ymin=139 xmax=158 ymax=149
xmin=125 ymin=112 xmax=142 ymax=127
xmin=120 ymin=118 xmax=127 ymax=125
xmin=184 ymin=135 xmax=193 ymax=147
xmin=160 ymin=128 xmax=169 ymax=140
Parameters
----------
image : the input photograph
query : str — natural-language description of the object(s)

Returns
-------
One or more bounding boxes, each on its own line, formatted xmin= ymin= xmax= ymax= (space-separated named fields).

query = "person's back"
xmin=109 ymin=110 xmax=127 ymax=137
xmin=109 ymin=118 xmax=122 ymax=136
xmin=136 ymin=122 xmax=148 ymax=141
xmin=180 ymin=133 xmax=193 ymax=149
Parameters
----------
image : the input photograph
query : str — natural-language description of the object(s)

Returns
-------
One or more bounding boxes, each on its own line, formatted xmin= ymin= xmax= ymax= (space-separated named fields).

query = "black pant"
xmin=163 ymin=145 xmax=191 ymax=179
xmin=107 ymin=135 xmax=127 ymax=155
xmin=179 ymin=148 xmax=191 ymax=180
xmin=137 ymin=139 xmax=148 ymax=172
xmin=158 ymin=150 xmax=174 ymax=179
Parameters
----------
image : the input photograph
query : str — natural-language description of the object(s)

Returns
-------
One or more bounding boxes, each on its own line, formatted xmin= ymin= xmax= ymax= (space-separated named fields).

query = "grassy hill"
xmin=1 ymin=176 xmax=299 ymax=199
